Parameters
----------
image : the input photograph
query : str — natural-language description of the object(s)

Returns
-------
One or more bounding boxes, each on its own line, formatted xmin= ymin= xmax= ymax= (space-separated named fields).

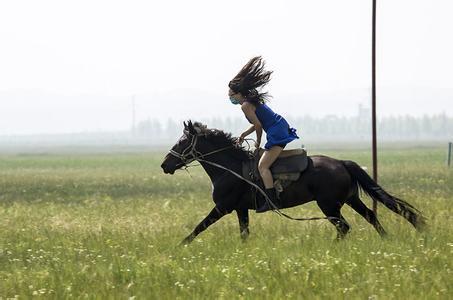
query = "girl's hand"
xmin=254 ymin=140 xmax=261 ymax=149
xmin=236 ymin=134 xmax=245 ymax=145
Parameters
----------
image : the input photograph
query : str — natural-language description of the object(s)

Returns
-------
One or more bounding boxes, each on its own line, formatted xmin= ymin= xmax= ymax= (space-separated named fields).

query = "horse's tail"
xmin=342 ymin=160 xmax=426 ymax=231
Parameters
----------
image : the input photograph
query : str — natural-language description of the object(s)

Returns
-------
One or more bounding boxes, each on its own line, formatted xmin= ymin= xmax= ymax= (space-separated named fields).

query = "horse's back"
xmin=304 ymin=155 xmax=353 ymax=199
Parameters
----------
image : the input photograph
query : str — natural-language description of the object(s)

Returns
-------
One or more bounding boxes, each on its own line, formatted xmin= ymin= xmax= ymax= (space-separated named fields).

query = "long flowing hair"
xmin=228 ymin=56 xmax=273 ymax=104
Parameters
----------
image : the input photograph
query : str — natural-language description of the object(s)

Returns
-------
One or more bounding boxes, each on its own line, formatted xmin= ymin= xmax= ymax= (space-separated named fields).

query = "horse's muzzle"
xmin=161 ymin=163 xmax=175 ymax=174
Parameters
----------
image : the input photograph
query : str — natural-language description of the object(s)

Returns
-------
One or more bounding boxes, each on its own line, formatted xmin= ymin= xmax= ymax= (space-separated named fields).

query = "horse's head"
xmin=161 ymin=120 xmax=250 ymax=174
xmin=161 ymin=120 xmax=208 ymax=174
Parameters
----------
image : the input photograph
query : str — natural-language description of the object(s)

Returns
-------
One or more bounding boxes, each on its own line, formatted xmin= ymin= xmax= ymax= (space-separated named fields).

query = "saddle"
xmin=242 ymin=148 xmax=308 ymax=196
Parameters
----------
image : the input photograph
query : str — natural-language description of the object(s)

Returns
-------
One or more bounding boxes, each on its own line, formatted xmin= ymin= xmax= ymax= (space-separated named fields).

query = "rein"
xmin=169 ymin=132 xmax=341 ymax=223
xmin=169 ymin=133 xmax=234 ymax=166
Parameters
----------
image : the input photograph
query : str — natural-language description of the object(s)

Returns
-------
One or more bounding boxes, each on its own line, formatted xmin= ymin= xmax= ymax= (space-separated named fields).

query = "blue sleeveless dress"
xmin=251 ymin=103 xmax=299 ymax=150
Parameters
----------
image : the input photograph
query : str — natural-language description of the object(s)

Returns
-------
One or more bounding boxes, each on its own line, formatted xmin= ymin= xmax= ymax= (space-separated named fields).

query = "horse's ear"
xmin=186 ymin=120 xmax=196 ymax=135
xmin=183 ymin=121 xmax=189 ymax=135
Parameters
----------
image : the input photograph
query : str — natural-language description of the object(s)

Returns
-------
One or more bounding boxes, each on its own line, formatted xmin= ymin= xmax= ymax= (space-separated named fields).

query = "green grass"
xmin=0 ymin=147 xmax=452 ymax=299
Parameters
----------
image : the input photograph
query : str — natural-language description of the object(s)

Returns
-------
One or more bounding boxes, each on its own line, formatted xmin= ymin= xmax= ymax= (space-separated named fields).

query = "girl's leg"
xmin=258 ymin=146 xmax=284 ymax=188
xmin=278 ymin=148 xmax=304 ymax=158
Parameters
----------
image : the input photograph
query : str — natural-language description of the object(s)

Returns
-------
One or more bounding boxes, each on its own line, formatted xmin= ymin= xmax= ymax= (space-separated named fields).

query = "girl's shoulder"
xmin=241 ymin=101 xmax=257 ymax=111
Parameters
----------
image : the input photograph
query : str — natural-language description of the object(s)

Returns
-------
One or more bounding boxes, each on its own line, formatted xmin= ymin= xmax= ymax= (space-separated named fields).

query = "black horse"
xmin=161 ymin=121 xmax=425 ymax=244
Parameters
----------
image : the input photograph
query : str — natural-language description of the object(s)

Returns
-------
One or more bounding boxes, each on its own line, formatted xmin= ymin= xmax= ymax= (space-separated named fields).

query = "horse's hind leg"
xmin=316 ymin=199 xmax=350 ymax=240
xmin=346 ymin=195 xmax=387 ymax=237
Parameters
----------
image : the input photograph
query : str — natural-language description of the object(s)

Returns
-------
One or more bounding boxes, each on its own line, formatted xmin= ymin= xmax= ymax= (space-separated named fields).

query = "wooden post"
xmin=371 ymin=0 xmax=378 ymax=214
xmin=448 ymin=142 xmax=452 ymax=167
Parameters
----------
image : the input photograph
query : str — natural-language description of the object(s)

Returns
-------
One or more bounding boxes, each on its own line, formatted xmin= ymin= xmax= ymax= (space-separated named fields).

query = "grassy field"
xmin=0 ymin=147 xmax=452 ymax=299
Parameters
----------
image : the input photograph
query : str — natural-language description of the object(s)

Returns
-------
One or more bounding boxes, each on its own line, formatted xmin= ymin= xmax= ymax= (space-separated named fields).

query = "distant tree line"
xmin=135 ymin=113 xmax=453 ymax=143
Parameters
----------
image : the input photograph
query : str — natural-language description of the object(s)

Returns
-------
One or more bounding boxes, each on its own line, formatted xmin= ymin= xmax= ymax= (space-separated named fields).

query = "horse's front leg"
xmin=180 ymin=206 xmax=226 ymax=245
xmin=236 ymin=208 xmax=250 ymax=241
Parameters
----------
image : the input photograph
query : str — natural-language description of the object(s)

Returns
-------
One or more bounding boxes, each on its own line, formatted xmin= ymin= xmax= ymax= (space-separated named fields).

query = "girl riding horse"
xmin=228 ymin=56 xmax=299 ymax=212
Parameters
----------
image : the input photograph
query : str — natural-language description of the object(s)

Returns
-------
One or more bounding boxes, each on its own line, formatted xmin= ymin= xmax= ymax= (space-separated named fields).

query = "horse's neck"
xmin=198 ymin=151 xmax=242 ymax=182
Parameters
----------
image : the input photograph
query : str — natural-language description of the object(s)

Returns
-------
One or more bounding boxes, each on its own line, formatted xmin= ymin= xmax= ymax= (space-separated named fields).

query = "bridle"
xmin=168 ymin=130 xmax=234 ymax=166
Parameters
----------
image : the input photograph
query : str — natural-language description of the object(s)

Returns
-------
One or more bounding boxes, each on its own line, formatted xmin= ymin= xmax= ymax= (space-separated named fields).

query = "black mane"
xmin=193 ymin=121 xmax=251 ymax=161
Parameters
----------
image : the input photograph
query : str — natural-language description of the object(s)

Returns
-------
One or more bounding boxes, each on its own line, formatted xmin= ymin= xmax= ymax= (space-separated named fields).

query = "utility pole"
xmin=371 ymin=0 xmax=378 ymax=214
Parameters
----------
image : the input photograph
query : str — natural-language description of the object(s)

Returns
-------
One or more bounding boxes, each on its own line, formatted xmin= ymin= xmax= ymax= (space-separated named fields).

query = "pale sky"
xmin=0 ymin=0 xmax=452 ymax=134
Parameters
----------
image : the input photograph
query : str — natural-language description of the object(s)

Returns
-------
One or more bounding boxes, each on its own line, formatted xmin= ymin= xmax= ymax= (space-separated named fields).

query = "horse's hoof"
xmin=334 ymin=234 xmax=347 ymax=241
xmin=240 ymin=235 xmax=249 ymax=243
xmin=378 ymin=231 xmax=388 ymax=238
xmin=179 ymin=240 xmax=190 ymax=246
xmin=179 ymin=235 xmax=194 ymax=246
